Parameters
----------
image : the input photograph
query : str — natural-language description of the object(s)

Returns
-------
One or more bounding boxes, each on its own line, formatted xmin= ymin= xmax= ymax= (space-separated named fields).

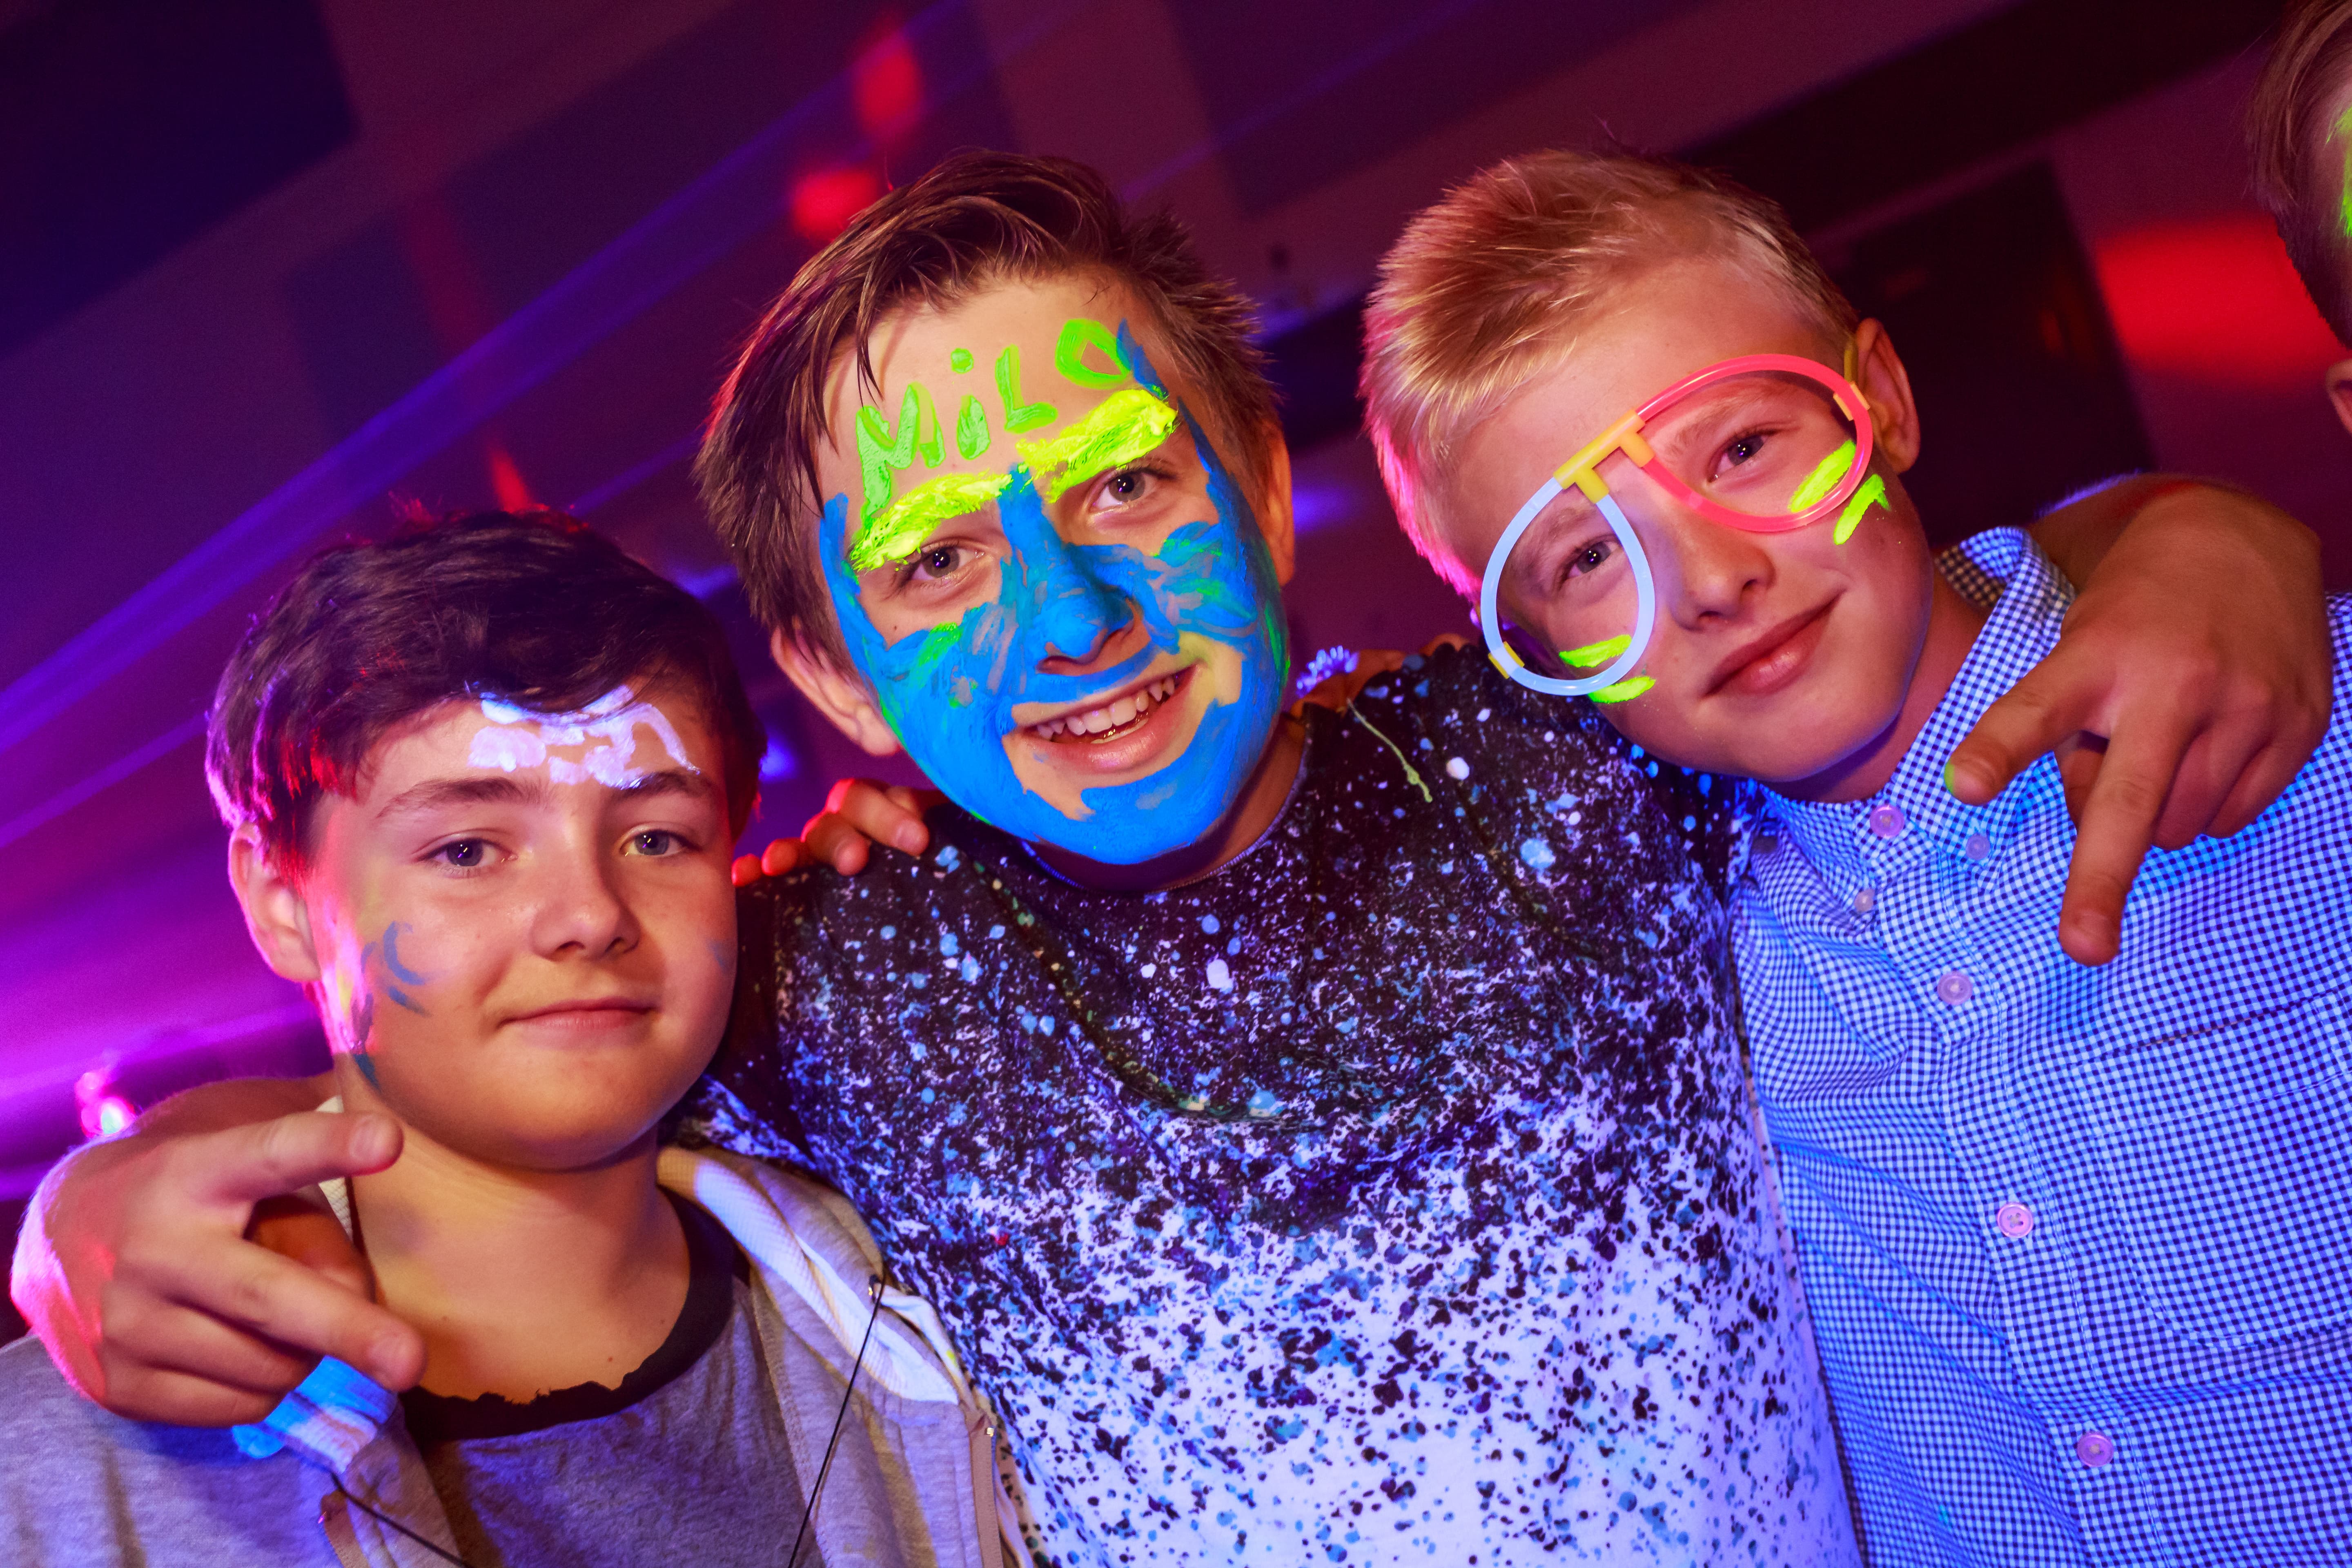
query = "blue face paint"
xmin=824 ymin=324 xmax=1287 ymax=864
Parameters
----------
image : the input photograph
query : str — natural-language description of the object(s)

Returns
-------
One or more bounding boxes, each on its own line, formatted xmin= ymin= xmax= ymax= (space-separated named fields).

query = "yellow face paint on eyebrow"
xmin=1015 ymin=387 xmax=1180 ymax=503
xmin=1788 ymin=440 xmax=1857 ymax=513
xmin=848 ymin=470 xmax=1012 ymax=571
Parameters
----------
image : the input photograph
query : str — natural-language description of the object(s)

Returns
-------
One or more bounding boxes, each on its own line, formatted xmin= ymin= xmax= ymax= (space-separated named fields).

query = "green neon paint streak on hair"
xmin=1016 ymin=387 xmax=1179 ymax=503
xmin=2337 ymin=102 xmax=2352 ymax=238
xmin=1788 ymin=440 xmax=1857 ymax=513
xmin=1054 ymin=316 xmax=1128 ymax=387
xmin=996 ymin=344 xmax=1058 ymax=434
xmin=1561 ymin=634 xmax=1631 ymax=669
xmin=855 ymin=385 xmax=922 ymax=524
xmin=1588 ymin=676 xmax=1654 ymax=705
xmin=949 ymin=347 xmax=973 ymax=374
xmin=1832 ymin=473 xmax=1890 ymax=545
xmin=956 ymin=393 xmax=990 ymax=460
xmin=848 ymin=472 xmax=1011 ymax=571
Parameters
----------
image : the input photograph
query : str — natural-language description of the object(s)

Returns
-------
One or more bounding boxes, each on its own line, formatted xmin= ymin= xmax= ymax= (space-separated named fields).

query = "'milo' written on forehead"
xmin=821 ymin=303 xmax=1288 ymax=866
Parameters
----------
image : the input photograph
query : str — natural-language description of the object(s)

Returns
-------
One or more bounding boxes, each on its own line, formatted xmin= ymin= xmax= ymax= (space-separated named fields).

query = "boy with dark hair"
xmin=0 ymin=513 xmax=1008 ymax=1568
xmin=14 ymin=154 xmax=2336 ymax=1567
xmin=1363 ymin=147 xmax=2352 ymax=1564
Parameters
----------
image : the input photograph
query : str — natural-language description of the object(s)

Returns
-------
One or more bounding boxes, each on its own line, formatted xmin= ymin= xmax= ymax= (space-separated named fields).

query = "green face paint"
xmin=1055 ymin=316 xmax=1128 ymax=387
xmin=1788 ymin=440 xmax=1856 ymax=513
xmin=1831 ymin=473 xmax=1890 ymax=545
xmin=996 ymin=344 xmax=1058 ymax=434
xmin=1016 ymin=387 xmax=1179 ymax=503
xmin=956 ymin=393 xmax=991 ymax=461
xmin=1588 ymin=676 xmax=1653 ymax=705
xmin=1561 ymin=634 xmax=1632 ymax=670
xmin=949 ymin=347 xmax=973 ymax=374
xmin=848 ymin=470 xmax=1012 ymax=571
xmin=856 ymin=385 xmax=926 ymax=525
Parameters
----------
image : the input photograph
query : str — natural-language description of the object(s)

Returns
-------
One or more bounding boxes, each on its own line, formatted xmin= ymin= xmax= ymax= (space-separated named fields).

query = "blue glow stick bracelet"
xmin=1478 ymin=481 xmax=1657 ymax=698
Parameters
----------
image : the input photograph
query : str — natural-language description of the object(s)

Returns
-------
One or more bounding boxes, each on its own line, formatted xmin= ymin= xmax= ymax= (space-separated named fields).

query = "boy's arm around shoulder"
xmin=1959 ymin=475 xmax=2331 ymax=964
xmin=10 ymin=1074 xmax=425 ymax=1425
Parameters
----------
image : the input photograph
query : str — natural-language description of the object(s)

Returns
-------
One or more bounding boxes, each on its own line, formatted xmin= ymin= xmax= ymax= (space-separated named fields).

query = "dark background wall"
xmin=3 ymin=0 xmax=2339 ymax=1343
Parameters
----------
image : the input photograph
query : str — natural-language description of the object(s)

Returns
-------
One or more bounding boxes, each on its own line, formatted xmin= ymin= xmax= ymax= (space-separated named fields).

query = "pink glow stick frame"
xmin=1559 ymin=351 xmax=1875 ymax=534
xmin=1480 ymin=350 xmax=1875 ymax=699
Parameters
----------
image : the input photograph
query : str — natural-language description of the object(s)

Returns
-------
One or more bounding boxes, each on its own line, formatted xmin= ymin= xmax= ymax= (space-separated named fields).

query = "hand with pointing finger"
xmin=1957 ymin=479 xmax=2330 ymax=966
xmin=11 ymin=1100 xmax=425 ymax=1425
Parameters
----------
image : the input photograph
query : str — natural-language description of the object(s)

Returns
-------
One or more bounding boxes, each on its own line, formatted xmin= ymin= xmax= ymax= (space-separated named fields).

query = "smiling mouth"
xmin=1708 ymin=602 xmax=1835 ymax=696
xmin=1024 ymin=667 xmax=1191 ymax=744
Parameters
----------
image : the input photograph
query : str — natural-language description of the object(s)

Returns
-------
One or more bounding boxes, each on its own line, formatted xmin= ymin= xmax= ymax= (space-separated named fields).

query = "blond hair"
xmin=2250 ymin=0 xmax=2352 ymax=345
xmin=1361 ymin=150 xmax=1858 ymax=594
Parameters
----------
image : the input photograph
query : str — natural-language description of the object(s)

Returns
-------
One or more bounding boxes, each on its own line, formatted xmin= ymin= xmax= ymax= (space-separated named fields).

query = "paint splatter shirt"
xmin=686 ymin=645 xmax=1856 ymax=1566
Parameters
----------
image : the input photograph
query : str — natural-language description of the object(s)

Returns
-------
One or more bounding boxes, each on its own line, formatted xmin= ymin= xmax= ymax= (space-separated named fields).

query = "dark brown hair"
xmin=207 ymin=510 xmax=766 ymax=873
xmin=695 ymin=150 xmax=1276 ymax=668
xmin=2251 ymin=0 xmax=2352 ymax=345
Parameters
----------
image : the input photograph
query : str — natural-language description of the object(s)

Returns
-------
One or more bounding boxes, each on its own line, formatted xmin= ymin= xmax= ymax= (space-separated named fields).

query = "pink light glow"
xmin=2094 ymin=212 xmax=2345 ymax=390
xmin=790 ymin=165 xmax=885 ymax=246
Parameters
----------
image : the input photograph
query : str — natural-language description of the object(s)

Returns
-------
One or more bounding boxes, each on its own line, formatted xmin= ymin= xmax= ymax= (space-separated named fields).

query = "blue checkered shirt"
xmin=1734 ymin=528 xmax=2352 ymax=1567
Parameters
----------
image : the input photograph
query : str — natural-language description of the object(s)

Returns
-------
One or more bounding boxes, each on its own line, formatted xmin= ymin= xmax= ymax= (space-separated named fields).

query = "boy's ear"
xmin=2324 ymin=357 xmax=2352 ymax=438
xmin=1252 ymin=425 xmax=1297 ymax=586
xmin=770 ymin=628 xmax=905 ymax=758
xmin=227 ymin=824 xmax=322 ymax=984
xmin=1849 ymin=318 xmax=1922 ymax=474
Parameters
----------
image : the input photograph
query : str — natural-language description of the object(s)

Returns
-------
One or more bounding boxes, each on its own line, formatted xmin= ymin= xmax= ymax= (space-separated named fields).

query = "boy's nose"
xmin=530 ymin=853 xmax=639 ymax=958
xmin=1006 ymin=499 xmax=1132 ymax=664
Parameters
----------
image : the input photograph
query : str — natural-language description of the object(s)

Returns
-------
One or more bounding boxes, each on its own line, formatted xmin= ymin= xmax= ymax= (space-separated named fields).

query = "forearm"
xmin=2024 ymin=474 xmax=2317 ymax=592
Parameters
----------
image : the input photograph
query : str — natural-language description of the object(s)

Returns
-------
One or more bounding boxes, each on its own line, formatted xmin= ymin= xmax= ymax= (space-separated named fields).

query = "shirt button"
xmin=2076 ymin=1431 xmax=2116 ymax=1468
xmin=1936 ymin=970 xmax=1974 ymax=1004
xmin=1869 ymin=804 xmax=1907 ymax=838
xmin=1964 ymin=832 xmax=1991 ymax=860
xmin=1852 ymin=886 xmax=1876 ymax=913
xmin=1995 ymin=1202 xmax=2035 ymax=1238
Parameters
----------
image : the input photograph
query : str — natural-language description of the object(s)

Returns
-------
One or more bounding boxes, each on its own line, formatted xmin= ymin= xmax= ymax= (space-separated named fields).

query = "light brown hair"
xmin=697 ymin=151 xmax=1276 ymax=668
xmin=1361 ymin=149 xmax=1857 ymax=594
xmin=2250 ymin=0 xmax=2352 ymax=345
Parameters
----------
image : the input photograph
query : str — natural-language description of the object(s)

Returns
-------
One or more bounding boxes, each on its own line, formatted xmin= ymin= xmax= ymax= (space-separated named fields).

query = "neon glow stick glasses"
xmin=1479 ymin=352 xmax=1879 ymax=699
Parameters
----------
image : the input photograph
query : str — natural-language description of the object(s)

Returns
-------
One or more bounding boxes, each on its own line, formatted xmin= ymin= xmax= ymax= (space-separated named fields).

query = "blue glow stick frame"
xmin=1479 ymin=351 xmax=1875 ymax=699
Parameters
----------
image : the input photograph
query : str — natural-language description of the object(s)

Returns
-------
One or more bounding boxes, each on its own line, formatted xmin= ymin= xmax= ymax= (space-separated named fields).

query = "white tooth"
xmin=1134 ymin=689 xmax=1152 ymax=712
xmin=1110 ymin=697 xmax=1138 ymax=726
xmin=1076 ymin=710 xmax=1101 ymax=735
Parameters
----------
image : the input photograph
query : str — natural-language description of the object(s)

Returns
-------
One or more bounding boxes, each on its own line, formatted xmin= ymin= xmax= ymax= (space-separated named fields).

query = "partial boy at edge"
xmin=1361 ymin=149 xmax=2352 ymax=1566
xmin=0 ymin=514 xmax=1011 ymax=1568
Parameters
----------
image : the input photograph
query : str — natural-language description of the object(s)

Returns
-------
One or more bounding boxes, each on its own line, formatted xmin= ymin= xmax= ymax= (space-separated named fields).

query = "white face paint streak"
xmin=466 ymin=684 xmax=701 ymax=786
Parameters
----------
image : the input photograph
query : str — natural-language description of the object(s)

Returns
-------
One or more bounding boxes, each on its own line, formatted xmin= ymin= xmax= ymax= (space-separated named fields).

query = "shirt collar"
xmin=1758 ymin=528 xmax=2070 ymax=882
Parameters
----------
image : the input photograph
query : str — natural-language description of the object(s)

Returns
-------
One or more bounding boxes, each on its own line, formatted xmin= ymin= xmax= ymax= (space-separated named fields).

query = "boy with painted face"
xmin=0 ymin=514 xmax=1008 ymax=1567
xmin=13 ymin=153 xmax=2336 ymax=1568
xmin=687 ymin=154 xmax=1866 ymax=1562
xmin=1362 ymin=149 xmax=2352 ymax=1565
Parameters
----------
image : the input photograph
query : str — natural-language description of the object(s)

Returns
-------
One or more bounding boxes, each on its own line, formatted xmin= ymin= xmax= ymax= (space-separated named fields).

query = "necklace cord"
xmin=332 ymin=1480 xmax=476 ymax=1567
xmin=786 ymin=1272 xmax=886 ymax=1568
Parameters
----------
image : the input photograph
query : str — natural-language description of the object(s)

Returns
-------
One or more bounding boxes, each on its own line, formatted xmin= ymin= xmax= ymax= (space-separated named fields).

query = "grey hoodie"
xmin=0 ymin=1147 xmax=1025 ymax=1567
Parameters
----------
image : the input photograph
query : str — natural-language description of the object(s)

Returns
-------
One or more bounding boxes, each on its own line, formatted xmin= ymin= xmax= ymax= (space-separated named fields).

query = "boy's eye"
xmin=902 ymin=543 xmax=974 ymax=585
xmin=1715 ymin=428 xmax=1775 ymax=478
xmin=625 ymin=829 xmax=685 ymax=857
xmin=430 ymin=838 xmax=494 ymax=870
xmin=1556 ymin=537 xmax=1617 ymax=587
xmin=1089 ymin=465 xmax=1164 ymax=512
